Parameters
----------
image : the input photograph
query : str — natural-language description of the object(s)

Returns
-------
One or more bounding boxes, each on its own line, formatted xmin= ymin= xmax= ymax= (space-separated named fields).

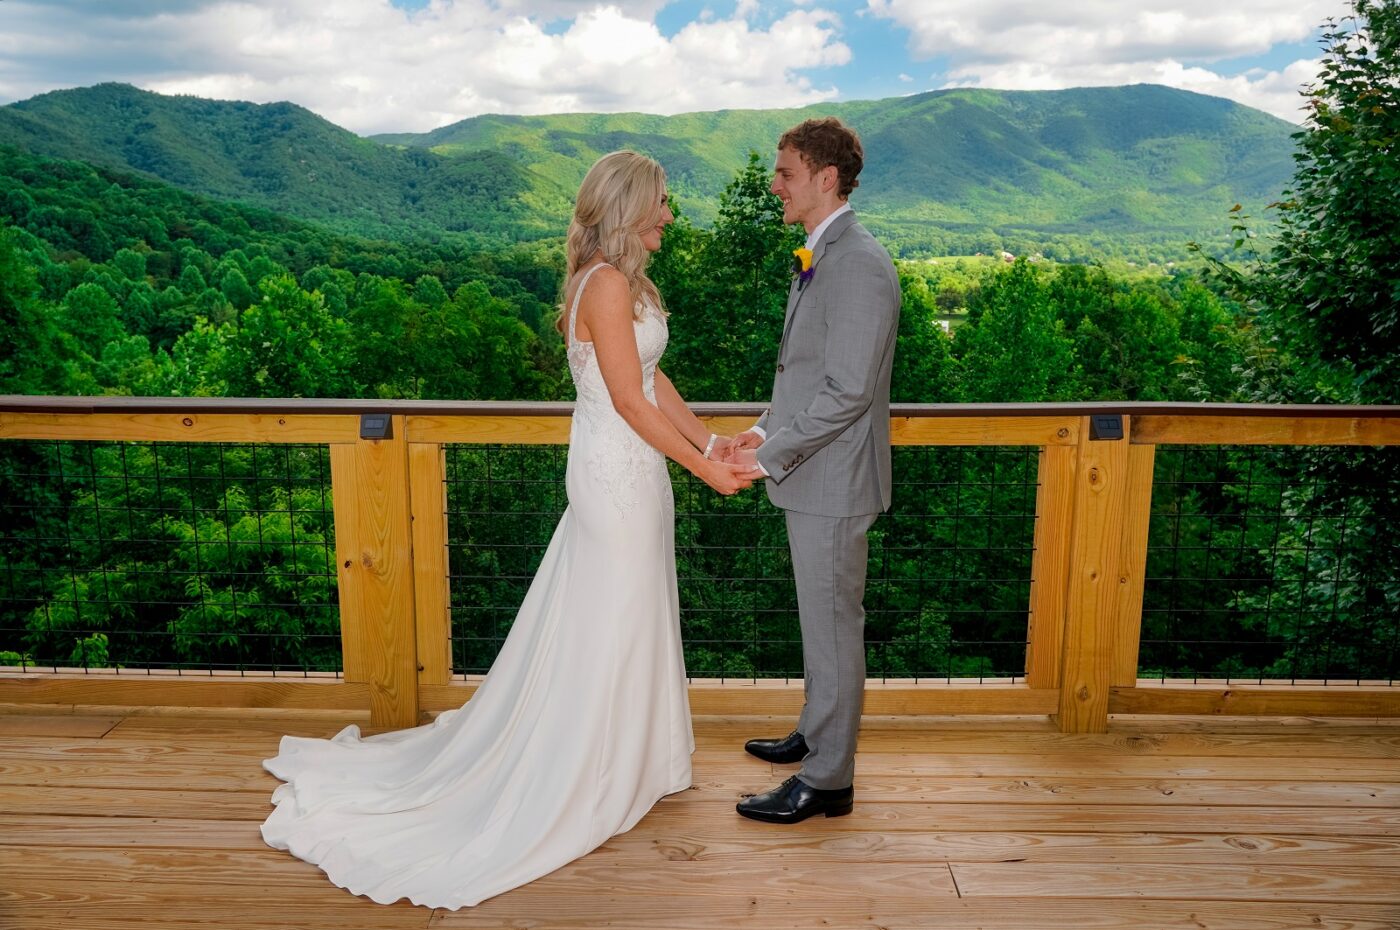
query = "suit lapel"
xmin=780 ymin=210 xmax=859 ymax=349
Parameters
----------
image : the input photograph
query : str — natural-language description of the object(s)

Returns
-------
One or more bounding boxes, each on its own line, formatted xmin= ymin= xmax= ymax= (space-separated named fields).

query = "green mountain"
xmin=0 ymin=82 xmax=551 ymax=241
xmin=379 ymin=84 xmax=1297 ymax=256
xmin=1 ymin=82 xmax=1297 ymax=258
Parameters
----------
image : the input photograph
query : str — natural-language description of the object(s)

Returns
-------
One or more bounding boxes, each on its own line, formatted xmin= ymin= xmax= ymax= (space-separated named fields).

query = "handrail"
xmin=3 ymin=395 xmax=1398 ymax=418
xmin=1 ymin=399 xmax=1397 ymax=732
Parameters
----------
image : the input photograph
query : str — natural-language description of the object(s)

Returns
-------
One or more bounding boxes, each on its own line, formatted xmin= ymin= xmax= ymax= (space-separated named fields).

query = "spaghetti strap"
xmin=567 ymin=262 xmax=611 ymax=348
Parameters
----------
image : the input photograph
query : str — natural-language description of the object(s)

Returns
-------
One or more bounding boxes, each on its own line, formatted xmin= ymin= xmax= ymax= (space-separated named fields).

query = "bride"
xmin=261 ymin=151 xmax=755 ymax=909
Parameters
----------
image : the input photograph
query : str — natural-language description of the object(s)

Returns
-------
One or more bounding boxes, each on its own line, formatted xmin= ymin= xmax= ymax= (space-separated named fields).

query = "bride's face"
xmin=639 ymin=189 xmax=674 ymax=252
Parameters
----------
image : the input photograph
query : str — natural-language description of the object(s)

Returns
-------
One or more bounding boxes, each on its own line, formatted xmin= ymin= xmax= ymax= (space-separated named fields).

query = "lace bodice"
xmin=565 ymin=264 xmax=669 ymax=515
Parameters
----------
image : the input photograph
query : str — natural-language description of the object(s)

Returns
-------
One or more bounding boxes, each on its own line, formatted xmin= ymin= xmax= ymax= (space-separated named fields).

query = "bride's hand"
xmin=698 ymin=459 xmax=756 ymax=496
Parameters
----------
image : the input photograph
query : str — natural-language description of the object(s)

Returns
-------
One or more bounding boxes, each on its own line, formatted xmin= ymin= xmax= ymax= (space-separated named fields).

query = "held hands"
xmin=698 ymin=457 xmax=756 ymax=496
xmin=726 ymin=448 xmax=764 ymax=480
xmin=723 ymin=431 xmax=766 ymax=480
xmin=697 ymin=432 xmax=765 ymax=494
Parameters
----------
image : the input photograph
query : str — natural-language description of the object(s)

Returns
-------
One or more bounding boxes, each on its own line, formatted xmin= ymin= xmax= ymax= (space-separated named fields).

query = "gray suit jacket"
xmin=755 ymin=211 xmax=900 ymax=518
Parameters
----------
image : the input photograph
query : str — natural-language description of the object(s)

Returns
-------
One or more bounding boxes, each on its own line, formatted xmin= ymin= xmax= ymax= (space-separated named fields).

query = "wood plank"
xmin=890 ymin=416 xmax=1078 ymax=446
xmin=699 ymin=725 xmax=1400 ymax=757
xmin=0 ymin=714 xmax=119 ymax=738
xmin=951 ymin=862 xmax=1400 ymax=902
xmin=1112 ymin=443 xmax=1154 ymax=687
xmin=17 ymin=715 xmax=1400 ymax=763
xmin=658 ymin=803 xmax=1400 ymax=835
xmin=430 ymin=897 xmax=1400 ymax=930
xmin=0 ymin=910 xmax=429 ymax=930
xmin=593 ymin=827 xmax=1400 ymax=866
xmin=407 ymin=442 xmax=452 ymax=686
xmin=404 ymin=414 xmax=572 ymax=444
xmin=0 ymin=675 xmax=370 ymax=710
xmin=5 ymin=831 xmax=1397 ymax=894
xmin=1 ymin=885 xmax=431 ymax=924
xmin=3 ymin=850 xmax=959 ymax=902
xmin=100 ymin=715 xmax=362 ymax=741
xmin=97 ymin=717 xmax=1400 ymax=758
xmin=1106 ymin=713 xmax=1400 ymax=733
xmin=0 ymin=411 xmax=359 ymax=443
xmin=330 ymin=420 xmax=419 ymax=729
xmin=5 ymin=745 xmax=1396 ymax=788
xmin=1057 ymin=418 xmax=1130 ymax=733
xmin=6 ymin=799 xmax=1398 ymax=843
xmin=9 ymin=882 xmax=1400 ymax=930
xmin=403 ymin=415 xmax=1082 ymax=447
xmin=4 ymin=826 xmax=1399 ymax=870
xmin=1132 ymin=414 xmax=1400 ymax=446
xmin=1025 ymin=443 xmax=1076 ymax=689
xmin=0 ymin=788 xmax=273 ymax=820
xmin=0 ymin=751 xmax=279 ymax=789
xmin=1111 ymin=685 xmax=1400 ymax=717
xmin=0 ymin=702 xmax=371 ymax=722
xmin=7 ymin=772 xmax=1396 ymax=824
xmin=0 ymin=846 xmax=343 ymax=889
xmin=684 ymin=681 xmax=1057 ymax=716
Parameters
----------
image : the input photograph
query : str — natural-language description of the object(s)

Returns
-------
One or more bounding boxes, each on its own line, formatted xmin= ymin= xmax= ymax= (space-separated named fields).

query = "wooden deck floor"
xmin=2 ymin=706 xmax=1399 ymax=929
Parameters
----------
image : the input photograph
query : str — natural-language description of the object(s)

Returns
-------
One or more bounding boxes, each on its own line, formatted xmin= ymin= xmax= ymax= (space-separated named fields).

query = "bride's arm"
xmin=582 ymin=269 xmax=749 ymax=494
xmin=653 ymin=369 xmax=711 ymax=453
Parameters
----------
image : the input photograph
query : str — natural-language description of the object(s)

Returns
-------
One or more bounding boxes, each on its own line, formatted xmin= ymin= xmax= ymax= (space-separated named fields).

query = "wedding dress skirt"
xmin=261 ymin=265 xmax=694 ymax=908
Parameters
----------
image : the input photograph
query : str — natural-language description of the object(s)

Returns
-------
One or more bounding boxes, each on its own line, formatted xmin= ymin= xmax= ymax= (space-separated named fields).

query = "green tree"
xmin=0 ymin=226 xmax=71 ymax=393
xmin=214 ymin=274 xmax=357 ymax=397
xmin=220 ymin=267 xmax=254 ymax=310
xmin=59 ymin=282 xmax=125 ymax=359
xmin=1208 ymin=0 xmax=1400 ymax=403
xmin=891 ymin=267 xmax=956 ymax=403
xmin=112 ymin=247 xmax=147 ymax=283
xmin=955 ymin=259 xmax=1075 ymax=402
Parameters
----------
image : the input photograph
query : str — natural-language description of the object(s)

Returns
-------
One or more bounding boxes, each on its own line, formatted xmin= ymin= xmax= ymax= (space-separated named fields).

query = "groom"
xmin=728 ymin=118 xmax=900 ymax=824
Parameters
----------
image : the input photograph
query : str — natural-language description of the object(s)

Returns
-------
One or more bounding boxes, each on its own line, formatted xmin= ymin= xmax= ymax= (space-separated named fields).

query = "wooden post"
xmin=330 ymin=415 xmax=420 ymax=729
xmin=409 ymin=442 xmax=453 ymax=686
xmin=1055 ymin=416 xmax=1131 ymax=733
xmin=1112 ymin=443 xmax=1156 ymax=687
xmin=1024 ymin=442 xmax=1078 ymax=689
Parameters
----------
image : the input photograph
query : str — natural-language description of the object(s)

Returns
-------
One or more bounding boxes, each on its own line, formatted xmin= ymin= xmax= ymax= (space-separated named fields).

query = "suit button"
xmin=776 ymin=364 xmax=784 ymax=373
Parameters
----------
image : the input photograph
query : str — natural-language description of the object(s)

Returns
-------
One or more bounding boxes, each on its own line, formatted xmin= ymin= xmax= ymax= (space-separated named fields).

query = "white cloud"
xmin=866 ymin=0 xmax=1332 ymax=121
xmin=0 ymin=0 xmax=850 ymax=133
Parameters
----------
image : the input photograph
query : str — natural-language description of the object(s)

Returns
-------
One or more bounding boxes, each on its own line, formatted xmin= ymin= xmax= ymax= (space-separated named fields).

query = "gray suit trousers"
xmin=788 ymin=508 xmax=878 ymax=790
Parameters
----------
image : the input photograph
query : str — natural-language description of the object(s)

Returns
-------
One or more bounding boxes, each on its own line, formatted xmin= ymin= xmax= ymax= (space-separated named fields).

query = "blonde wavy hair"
xmin=558 ymin=150 xmax=668 ymax=332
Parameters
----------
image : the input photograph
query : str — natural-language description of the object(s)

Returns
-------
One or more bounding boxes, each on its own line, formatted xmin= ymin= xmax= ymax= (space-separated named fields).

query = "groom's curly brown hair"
xmin=778 ymin=117 xmax=864 ymax=199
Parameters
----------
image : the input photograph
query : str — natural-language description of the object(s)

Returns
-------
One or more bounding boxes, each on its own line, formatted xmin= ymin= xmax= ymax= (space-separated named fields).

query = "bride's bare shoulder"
xmin=577 ymin=265 xmax=631 ymax=315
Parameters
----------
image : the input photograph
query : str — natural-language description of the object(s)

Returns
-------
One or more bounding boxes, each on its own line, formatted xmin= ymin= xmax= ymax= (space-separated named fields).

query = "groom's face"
xmin=772 ymin=146 xmax=824 ymax=231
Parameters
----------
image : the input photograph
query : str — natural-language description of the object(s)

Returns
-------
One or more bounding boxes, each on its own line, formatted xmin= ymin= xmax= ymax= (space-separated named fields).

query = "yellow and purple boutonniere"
xmin=792 ymin=247 xmax=814 ymax=286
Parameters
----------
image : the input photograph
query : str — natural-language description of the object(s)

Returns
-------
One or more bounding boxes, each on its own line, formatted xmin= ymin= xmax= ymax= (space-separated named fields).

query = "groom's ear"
xmin=818 ymin=163 xmax=839 ymax=194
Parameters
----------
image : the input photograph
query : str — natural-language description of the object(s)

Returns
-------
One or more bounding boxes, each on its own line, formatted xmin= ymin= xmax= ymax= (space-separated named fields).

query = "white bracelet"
xmin=702 ymin=433 xmax=718 ymax=459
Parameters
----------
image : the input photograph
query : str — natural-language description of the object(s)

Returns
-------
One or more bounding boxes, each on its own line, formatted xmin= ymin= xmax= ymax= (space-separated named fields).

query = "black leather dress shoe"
xmin=744 ymin=730 xmax=809 ymax=764
xmin=736 ymin=775 xmax=854 ymax=824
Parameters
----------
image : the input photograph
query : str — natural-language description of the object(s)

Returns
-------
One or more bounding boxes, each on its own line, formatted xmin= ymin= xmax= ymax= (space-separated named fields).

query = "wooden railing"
xmin=2 ymin=397 xmax=1397 ymax=732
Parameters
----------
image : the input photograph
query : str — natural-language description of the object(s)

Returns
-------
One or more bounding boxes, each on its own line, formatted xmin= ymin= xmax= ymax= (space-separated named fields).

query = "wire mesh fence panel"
xmin=444 ymin=444 xmax=1039 ymax=680
xmin=0 ymin=441 xmax=341 ymax=674
xmin=1142 ymin=444 xmax=1399 ymax=684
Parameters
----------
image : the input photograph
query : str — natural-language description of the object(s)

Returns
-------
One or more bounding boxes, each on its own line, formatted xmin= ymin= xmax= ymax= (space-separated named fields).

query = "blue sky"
xmin=0 ymin=0 xmax=1337 ymax=134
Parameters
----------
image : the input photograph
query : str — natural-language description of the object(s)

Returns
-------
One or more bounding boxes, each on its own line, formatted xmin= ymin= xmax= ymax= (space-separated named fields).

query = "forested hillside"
xmin=2 ymin=82 xmax=1295 ymax=261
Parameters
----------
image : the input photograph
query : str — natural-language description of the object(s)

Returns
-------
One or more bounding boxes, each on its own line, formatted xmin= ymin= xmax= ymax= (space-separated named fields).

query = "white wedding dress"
xmin=261 ymin=262 xmax=694 ymax=909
